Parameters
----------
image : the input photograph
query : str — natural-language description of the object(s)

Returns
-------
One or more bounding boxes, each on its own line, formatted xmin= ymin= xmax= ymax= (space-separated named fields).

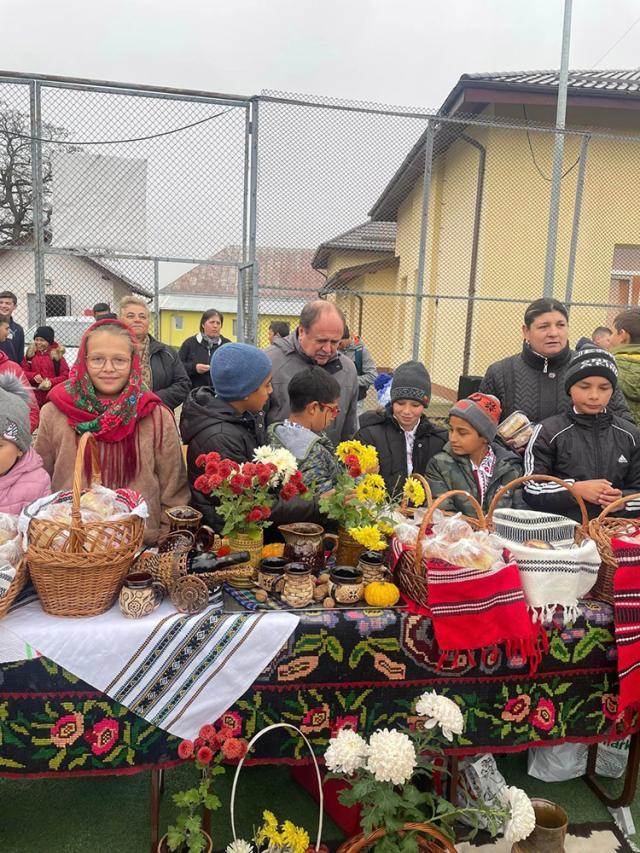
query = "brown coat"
xmin=35 ymin=403 xmax=191 ymax=545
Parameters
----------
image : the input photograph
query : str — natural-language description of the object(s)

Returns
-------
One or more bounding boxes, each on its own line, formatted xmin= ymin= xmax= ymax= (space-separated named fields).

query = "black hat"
xmin=34 ymin=326 xmax=54 ymax=346
xmin=390 ymin=361 xmax=431 ymax=405
xmin=564 ymin=348 xmax=618 ymax=394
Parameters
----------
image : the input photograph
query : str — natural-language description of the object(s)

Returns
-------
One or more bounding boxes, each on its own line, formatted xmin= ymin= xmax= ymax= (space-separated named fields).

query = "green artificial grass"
xmin=0 ymin=753 xmax=638 ymax=852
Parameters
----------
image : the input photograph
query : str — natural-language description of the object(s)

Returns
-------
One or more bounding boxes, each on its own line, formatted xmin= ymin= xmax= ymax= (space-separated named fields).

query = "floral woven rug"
xmin=457 ymin=820 xmax=635 ymax=851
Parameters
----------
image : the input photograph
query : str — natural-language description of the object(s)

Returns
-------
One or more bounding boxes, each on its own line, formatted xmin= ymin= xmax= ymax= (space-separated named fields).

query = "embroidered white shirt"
xmin=403 ymin=424 xmax=419 ymax=475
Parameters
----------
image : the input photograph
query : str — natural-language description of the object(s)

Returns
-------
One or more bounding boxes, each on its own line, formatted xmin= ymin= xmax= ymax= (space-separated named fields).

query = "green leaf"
xmin=325 ymin=636 xmax=344 ymax=662
xmin=549 ymin=636 xmax=571 ymax=663
xmin=573 ymin=627 xmax=614 ymax=663
xmin=204 ymin=793 xmax=221 ymax=811
xmin=68 ymin=753 xmax=90 ymax=770
xmin=349 ymin=641 xmax=371 ymax=668
xmin=553 ymin=682 xmax=571 ymax=695
xmin=293 ymin=635 xmax=323 ymax=654
xmin=500 ymin=722 xmax=512 ymax=738
xmin=0 ymin=756 xmax=25 ymax=769
xmin=48 ymin=748 xmax=67 ymax=771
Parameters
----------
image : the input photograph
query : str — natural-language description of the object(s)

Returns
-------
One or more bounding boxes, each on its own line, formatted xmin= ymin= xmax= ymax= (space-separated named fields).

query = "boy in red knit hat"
xmin=425 ymin=392 xmax=525 ymax=514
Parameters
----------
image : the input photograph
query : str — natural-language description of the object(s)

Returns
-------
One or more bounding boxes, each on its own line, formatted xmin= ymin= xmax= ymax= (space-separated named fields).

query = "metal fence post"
xmin=543 ymin=0 xmax=573 ymax=298
xmin=247 ymin=98 xmax=260 ymax=344
xmin=29 ymin=80 xmax=46 ymax=325
xmin=153 ymin=259 xmax=160 ymax=338
xmin=412 ymin=119 xmax=436 ymax=361
xmin=564 ymin=133 xmax=590 ymax=314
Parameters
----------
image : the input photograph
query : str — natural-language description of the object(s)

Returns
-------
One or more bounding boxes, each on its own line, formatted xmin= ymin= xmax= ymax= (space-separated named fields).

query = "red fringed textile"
xmin=611 ymin=537 xmax=640 ymax=722
xmin=427 ymin=556 xmax=548 ymax=675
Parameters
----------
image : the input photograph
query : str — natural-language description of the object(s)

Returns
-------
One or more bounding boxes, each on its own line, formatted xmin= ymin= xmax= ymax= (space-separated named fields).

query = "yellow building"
xmin=160 ymin=246 xmax=324 ymax=348
xmin=311 ymin=221 xmax=399 ymax=369
xmin=322 ymin=69 xmax=640 ymax=398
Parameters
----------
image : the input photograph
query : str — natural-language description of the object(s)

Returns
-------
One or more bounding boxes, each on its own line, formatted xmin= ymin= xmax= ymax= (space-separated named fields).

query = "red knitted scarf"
xmin=48 ymin=319 xmax=164 ymax=487
xmin=427 ymin=554 xmax=548 ymax=675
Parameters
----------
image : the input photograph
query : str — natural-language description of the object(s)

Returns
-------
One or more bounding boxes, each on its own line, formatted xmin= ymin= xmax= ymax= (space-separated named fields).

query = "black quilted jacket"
xmin=480 ymin=344 xmax=633 ymax=424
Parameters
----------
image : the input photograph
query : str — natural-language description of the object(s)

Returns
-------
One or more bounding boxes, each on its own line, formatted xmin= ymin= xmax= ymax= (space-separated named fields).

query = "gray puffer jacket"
xmin=265 ymin=333 xmax=358 ymax=445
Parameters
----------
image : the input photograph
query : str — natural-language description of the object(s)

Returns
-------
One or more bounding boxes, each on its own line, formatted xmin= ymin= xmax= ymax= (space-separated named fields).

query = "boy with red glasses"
xmin=267 ymin=366 xmax=342 ymax=495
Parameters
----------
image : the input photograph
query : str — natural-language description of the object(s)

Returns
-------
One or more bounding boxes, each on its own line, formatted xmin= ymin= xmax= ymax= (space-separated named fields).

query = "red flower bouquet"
xmin=194 ymin=448 xmax=309 ymax=540
xmin=165 ymin=722 xmax=249 ymax=852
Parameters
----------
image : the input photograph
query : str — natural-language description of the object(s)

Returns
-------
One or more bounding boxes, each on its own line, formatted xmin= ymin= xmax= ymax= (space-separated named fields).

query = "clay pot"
xmin=511 ymin=798 xmax=568 ymax=853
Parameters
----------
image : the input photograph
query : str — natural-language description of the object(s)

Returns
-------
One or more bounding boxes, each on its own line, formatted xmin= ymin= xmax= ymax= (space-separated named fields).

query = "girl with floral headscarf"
xmin=35 ymin=319 xmax=190 ymax=545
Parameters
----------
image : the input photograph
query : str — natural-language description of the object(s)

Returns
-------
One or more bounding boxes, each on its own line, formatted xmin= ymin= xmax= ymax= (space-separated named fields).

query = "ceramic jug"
xmin=276 ymin=562 xmax=315 ymax=608
xmin=278 ymin=522 xmax=338 ymax=572
xmin=329 ymin=565 xmax=364 ymax=605
xmin=119 ymin=571 xmax=164 ymax=619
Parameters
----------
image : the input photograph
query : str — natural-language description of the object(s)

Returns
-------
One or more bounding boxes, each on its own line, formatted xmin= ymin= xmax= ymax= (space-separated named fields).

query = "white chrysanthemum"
xmin=415 ymin=691 xmax=464 ymax=742
xmin=226 ymin=840 xmax=254 ymax=853
xmin=366 ymin=728 xmax=416 ymax=785
xmin=324 ymin=729 xmax=369 ymax=775
xmin=501 ymin=786 xmax=536 ymax=844
xmin=253 ymin=445 xmax=298 ymax=484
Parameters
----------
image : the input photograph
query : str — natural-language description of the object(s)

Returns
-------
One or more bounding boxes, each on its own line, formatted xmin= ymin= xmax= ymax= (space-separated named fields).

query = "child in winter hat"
xmin=424 ymin=392 xmax=525 ymax=514
xmin=210 ymin=343 xmax=272 ymax=411
xmin=0 ymin=373 xmax=51 ymax=515
xmin=523 ymin=347 xmax=640 ymax=520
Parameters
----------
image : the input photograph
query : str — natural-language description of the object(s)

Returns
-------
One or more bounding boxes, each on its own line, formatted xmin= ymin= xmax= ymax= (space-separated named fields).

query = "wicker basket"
xmin=336 ymin=822 xmax=456 ymax=853
xmin=588 ymin=492 xmax=640 ymax=603
xmin=485 ymin=473 xmax=590 ymax=542
xmin=26 ymin=433 xmax=145 ymax=617
xmin=395 ymin=490 xmax=486 ymax=609
xmin=0 ymin=558 xmax=29 ymax=619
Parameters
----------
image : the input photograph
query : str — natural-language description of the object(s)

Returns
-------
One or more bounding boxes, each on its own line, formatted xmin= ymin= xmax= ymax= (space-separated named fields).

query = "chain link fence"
xmin=1 ymin=72 xmax=640 ymax=418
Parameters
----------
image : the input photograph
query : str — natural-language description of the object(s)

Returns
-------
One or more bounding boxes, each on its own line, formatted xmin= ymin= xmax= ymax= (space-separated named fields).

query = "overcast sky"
xmin=3 ymin=0 xmax=640 ymax=109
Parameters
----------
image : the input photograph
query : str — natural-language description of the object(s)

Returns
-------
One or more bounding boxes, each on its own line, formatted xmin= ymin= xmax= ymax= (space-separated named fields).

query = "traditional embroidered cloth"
xmin=611 ymin=535 xmax=640 ymax=722
xmin=471 ymin=446 xmax=496 ymax=505
xmin=47 ymin=319 xmax=164 ymax=486
xmin=493 ymin=508 xmax=600 ymax=621
xmin=1 ymin=598 xmax=299 ymax=739
xmin=138 ymin=333 xmax=152 ymax=390
xmin=427 ymin=553 xmax=547 ymax=674
xmin=0 ymin=562 xmax=15 ymax=597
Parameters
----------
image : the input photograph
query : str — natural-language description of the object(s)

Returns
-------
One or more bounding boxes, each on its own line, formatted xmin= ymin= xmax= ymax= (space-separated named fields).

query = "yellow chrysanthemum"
xmin=403 ymin=478 xmax=427 ymax=507
xmin=256 ymin=811 xmax=281 ymax=847
xmin=377 ymin=519 xmax=395 ymax=537
xmin=348 ymin=525 xmax=387 ymax=551
xmin=336 ymin=440 xmax=379 ymax=472
xmin=280 ymin=820 xmax=310 ymax=853
xmin=355 ymin=473 xmax=387 ymax=504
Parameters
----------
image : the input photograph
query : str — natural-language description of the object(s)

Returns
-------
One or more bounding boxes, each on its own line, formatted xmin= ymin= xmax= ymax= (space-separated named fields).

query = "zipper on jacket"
xmin=593 ymin=416 xmax=601 ymax=478
xmin=543 ymin=357 xmax=548 ymax=373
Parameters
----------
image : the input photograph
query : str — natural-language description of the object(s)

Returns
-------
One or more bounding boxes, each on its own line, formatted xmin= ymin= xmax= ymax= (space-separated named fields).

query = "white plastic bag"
xmin=456 ymin=753 xmax=507 ymax=828
xmin=527 ymin=743 xmax=587 ymax=781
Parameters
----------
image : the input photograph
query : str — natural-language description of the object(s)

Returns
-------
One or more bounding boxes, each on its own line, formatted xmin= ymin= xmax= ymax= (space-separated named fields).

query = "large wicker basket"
xmin=395 ymin=490 xmax=486 ymax=609
xmin=336 ymin=822 xmax=456 ymax=852
xmin=588 ymin=492 xmax=640 ymax=603
xmin=0 ymin=558 xmax=29 ymax=619
xmin=485 ymin=473 xmax=590 ymax=542
xmin=26 ymin=433 xmax=145 ymax=617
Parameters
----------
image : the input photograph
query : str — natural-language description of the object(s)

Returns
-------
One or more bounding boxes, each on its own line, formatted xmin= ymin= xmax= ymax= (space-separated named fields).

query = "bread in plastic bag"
xmin=0 ymin=513 xmax=23 ymax=567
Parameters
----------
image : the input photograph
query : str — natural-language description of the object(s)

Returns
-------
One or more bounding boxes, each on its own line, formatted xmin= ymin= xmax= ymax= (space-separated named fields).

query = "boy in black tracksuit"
xmin=524 ymin=348 xmax=640 ymax=520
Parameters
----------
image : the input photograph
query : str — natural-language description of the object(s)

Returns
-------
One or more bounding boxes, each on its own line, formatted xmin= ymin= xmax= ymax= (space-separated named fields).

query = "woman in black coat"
xmin=178 ymin=309 xmax=231 ymax=390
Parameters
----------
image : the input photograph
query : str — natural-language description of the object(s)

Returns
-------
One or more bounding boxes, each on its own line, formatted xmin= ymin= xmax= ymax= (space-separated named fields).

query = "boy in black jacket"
xmin=524 ymin=348 xmax=640 ymax=520
xmin=355 ymin=361 xmax=447 ymax=498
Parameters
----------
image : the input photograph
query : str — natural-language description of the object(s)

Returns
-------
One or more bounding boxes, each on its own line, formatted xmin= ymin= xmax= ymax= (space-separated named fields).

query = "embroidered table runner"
xmin=1 ymin=599 xmax=299 ymax=739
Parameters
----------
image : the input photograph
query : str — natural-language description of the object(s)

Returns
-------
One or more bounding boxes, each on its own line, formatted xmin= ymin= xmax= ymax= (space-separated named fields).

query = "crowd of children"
xmin=0 ymin=294 xmax=639 ymax=538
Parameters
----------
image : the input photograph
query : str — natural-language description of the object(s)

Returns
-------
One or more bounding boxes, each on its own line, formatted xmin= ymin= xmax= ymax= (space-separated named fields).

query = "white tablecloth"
xmin=1 ymin=598 xmax=299 ymax=739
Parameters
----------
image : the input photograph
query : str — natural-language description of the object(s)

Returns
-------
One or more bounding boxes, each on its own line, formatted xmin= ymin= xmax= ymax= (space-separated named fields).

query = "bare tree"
xmin=0 ymin=100 xmax=67 ymax=244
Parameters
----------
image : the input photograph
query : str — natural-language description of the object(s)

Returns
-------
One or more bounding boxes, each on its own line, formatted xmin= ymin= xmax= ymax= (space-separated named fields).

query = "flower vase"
xmin=335 ymin=527 xmax=364 ymax=567
xmin=511 ymin=798 xmax=568 ymax=853
xmin=227 ymin=530 xmax=264 ymax=588
xmin=158 ymin=833 xmax=213 ymax=853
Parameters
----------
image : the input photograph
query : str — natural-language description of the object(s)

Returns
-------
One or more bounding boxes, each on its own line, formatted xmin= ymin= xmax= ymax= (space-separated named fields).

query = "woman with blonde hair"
xmin=119 ymin=295 xmax=190 ymax=410
xmin=35 ymin=319 xmax=190 ymax=545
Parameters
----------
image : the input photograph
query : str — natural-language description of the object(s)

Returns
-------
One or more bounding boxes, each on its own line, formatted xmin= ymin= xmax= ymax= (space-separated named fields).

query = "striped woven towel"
xmin=611 ymin=536 xmax=640 ymax=723
xmin=427 ymin=554 xmax=548 ymax=674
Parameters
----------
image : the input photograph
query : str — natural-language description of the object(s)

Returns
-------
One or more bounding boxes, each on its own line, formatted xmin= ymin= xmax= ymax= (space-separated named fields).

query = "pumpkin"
xmin=261 ymin=542 xmax=285 ymax=558
xmin=364 ymin=579 xmax=400 ymax=607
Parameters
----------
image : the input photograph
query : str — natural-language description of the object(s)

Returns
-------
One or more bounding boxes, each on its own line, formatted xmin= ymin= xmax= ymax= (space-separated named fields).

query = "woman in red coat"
xmin=21 ymin=326 xmax=70 ymax=409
